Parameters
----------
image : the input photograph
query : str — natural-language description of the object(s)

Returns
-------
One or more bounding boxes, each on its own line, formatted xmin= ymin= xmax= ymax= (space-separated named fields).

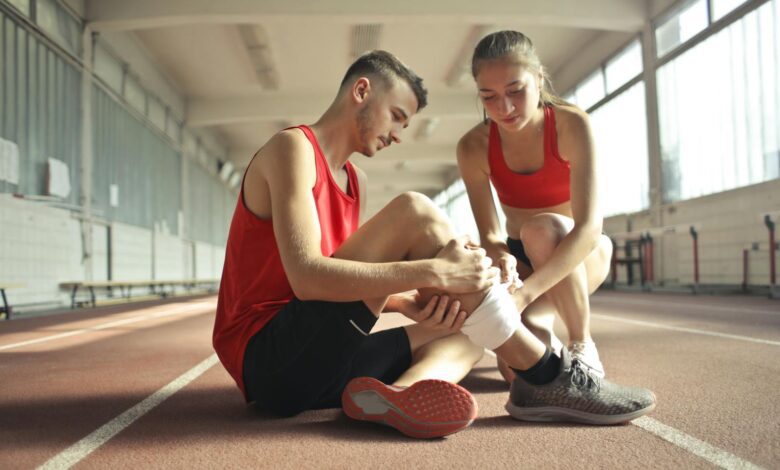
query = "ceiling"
xmin=84 ymin=0 xmax=671 ymax=216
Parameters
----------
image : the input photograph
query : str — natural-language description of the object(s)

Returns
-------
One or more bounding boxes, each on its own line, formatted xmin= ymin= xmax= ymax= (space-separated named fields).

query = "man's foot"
xmin=569 ymin=340 xmax=605 ymax=378
xmin=505 ymin=348 xmax=656 ymax=425
xmin=341 ymin=377 xmax=477 ymax=438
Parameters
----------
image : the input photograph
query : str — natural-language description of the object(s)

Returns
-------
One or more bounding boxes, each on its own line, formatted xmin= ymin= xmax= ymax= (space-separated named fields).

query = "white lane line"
xmin=633 ymin=417 xmax=765 ymax=470
xmin=593 ymin=296 xmax=779 ymax=316
xmin=592 ymin=314 xmax=780 ymax=346
xmin=37 ymin=353 xmax=219 ymax=470
xmin=0 ymin=303 xmax=214 ymax=352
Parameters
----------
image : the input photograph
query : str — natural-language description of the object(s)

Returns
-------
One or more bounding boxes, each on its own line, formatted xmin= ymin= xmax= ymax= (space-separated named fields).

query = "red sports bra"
xmin=487 ymin=105 xmax=571 ymax=209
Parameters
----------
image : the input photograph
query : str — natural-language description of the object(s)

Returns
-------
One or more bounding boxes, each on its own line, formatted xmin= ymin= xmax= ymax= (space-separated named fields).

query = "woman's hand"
xmin=497 ymin=252 xmax=523 ymax=294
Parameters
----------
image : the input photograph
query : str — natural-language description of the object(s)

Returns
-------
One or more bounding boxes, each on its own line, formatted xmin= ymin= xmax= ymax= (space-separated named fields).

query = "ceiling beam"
xmin=86 ymin=0 xmax=645 ymax=32
xmin=187 ymin=93 xmax=480 ymax=127
xmin=227 ymin=143 xmax=460 ymax=167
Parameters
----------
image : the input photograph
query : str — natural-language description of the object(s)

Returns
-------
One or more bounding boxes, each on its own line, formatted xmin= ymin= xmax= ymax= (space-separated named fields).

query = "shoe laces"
xmin=570 ymin=359 xmax=601 ymax=392
xmin=570 ymin=342 xmax=603 ymax=374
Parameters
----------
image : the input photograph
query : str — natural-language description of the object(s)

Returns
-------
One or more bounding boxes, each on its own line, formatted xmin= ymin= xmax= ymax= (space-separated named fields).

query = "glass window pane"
xmin=655 ymin=0 xmax=708 ymax=57
xmin=94 ymin=43 xmax=123 ymax=92
xmin=574 ymin=70 xmax=605 ymax=110
xmin=712 ymin=0 xmax=749 ymax=20
xmin=657 ymin=0 xmax=779 ymax=202
xmin=182 ymin=130 xmax=197 ymax=158
xmin=148 ymin=96 xmax=166 ymax=131
xmin=166 ymin=114 xmax=181 ymax=142
xmin=6 ymin=0 xmax=30 ymax=17
xmin=36 ymin=0 xmax=81 ymax=56
xmin=590 ymin=82 xmax=650 ymax=216
xmin=124 ymin=76 xmax=146 ymax=115
xmin=605 ymin=39 xmax=642 ymax=93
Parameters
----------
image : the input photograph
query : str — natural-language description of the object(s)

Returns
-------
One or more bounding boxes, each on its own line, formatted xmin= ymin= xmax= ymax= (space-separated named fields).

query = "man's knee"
xmin=461 ymin=285 xmax=520 ymax=350
xmin=391 ymin=191 xmax=448 ymax=226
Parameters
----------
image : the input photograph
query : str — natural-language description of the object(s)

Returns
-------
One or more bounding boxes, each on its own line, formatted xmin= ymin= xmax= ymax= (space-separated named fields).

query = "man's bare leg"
xmin=333 ymin=192 xmax=502 ymax=384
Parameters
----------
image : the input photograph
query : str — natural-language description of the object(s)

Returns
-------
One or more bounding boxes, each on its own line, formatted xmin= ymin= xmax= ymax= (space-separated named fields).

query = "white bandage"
xmin=460 ymin=283 xmax=521 ymax=350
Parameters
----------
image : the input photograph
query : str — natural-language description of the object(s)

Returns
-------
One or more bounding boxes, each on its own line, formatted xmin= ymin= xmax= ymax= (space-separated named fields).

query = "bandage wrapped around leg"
xmin=460 ymin=284 xmax=521 ymax=350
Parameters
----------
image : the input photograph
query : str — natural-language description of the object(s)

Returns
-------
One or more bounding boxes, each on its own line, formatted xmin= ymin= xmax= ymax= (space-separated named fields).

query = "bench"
xmin=59 ymin=279 xmax=220 ymax=308
xmin=0 ymin=284 xmax=24 ymax=320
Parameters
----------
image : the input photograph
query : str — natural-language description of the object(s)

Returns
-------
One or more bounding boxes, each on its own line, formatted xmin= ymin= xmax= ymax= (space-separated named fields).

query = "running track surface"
xmin=1 ymin=291 xmax=778 ymax=469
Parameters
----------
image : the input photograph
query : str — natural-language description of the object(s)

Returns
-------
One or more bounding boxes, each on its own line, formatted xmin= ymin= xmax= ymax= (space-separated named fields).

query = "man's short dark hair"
xmin=339 ymin=50 xmax=428 ymax=111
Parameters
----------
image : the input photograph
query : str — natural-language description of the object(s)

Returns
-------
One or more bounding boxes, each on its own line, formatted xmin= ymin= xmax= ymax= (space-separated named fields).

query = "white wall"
xmin=0 ymin=195 xmax=83 ymax=308
xmin=0 ymin=196 xmax=225 ymax=311
xmin=91 ymin=223 xmax=109 ymax=281
xmin=153 ymin=231 xmax=185 ymax=280
xmin=111 ymin=222 xmax=153 ymax=281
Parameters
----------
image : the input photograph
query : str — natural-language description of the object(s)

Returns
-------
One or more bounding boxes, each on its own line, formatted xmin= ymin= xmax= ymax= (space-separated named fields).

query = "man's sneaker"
xmin=506 ymin=348 xmax=656 ymax=425
xmin=570 ymin=340 xmax=606 ymax=378
xmin=342 ymin=377 xmax=477 ymax=439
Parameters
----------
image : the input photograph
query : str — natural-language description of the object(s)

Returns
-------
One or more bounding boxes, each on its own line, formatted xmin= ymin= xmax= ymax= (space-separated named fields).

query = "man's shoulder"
xmin=246 ymin=127 xmax=317 ymax=191
xmin=259 ymin=127 xmax=313 ymax=164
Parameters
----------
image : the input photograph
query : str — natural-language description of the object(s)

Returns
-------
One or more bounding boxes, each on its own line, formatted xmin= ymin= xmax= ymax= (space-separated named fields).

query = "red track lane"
xmin=1 ymin=292 xmax=778 ymax=469
xmin=0 ymin=297 xmax=217 ymax=469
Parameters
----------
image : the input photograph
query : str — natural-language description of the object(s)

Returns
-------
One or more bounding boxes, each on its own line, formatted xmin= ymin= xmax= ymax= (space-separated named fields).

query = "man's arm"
xmin=261 ymin=129 xmax=489 ymax=302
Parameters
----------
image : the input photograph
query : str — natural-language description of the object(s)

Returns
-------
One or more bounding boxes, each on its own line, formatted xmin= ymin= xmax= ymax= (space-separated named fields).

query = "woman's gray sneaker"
xmin=505 ymin=348 xmax=656 ymax=425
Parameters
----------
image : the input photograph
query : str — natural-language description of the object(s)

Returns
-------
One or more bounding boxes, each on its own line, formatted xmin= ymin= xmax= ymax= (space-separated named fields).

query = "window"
xmin=5 ymin=0 xmax=29 ymax=17
xmin=166 ymin=113 xmax=181 ymax=142
xmin=36 ymin=0 xmax=81 ymax=56
xmin=657 ymin=0 xmax=779 ymax=202
xmin=574 ymin=70 xmax=606 ymax=110
xmin=712 ymin=0 xmax=750 ymax=20
xmin=655 ymin=0 xmax=709 ymax=57
xmin=147 ymin=96 xmax=166 ymax=132
xmin=124 ymin=75 xmax=146 ymax=115
xmin=590 ymin=82 xmax=650 ymax=216
xmin=93 ymin=42 xmax=124 ymax=93
xmin=605 ymin=39 xmax=642 ymax=93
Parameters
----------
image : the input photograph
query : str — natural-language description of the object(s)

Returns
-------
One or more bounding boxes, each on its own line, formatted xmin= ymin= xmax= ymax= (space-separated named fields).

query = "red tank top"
xmin=212 ymin=125 xmax=360 ymax=398
xmin=488 ymin=105 xmax=570 ymax=208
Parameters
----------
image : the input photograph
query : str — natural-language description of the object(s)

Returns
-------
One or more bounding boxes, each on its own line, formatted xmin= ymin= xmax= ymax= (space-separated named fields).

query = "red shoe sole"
xmin=341 ymin=377 xmax=477 ymax=439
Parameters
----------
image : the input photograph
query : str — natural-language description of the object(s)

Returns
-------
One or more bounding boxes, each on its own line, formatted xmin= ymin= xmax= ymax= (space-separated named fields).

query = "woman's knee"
xmin=519 ymin=214 xmax=569 ymax=262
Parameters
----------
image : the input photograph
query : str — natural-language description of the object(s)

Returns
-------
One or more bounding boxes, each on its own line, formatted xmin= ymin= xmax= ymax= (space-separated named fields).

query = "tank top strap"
xmin=543 ymin=105 xmax=561 ymax=162
xmin=293 ymin=125 xmax=328 ymax=191
xmin=487 ymin=120 xmax=503 ymax=168
xmin=344 ymin=161 xmax=359 ymax=199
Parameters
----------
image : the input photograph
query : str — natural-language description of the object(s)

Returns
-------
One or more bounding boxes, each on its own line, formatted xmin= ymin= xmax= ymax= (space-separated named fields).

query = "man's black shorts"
xmin=243 ymin=298 xmax=412 ymax=417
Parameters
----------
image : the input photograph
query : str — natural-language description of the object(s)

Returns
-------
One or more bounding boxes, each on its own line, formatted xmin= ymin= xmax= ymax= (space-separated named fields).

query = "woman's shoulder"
xmin=550 ymin=103 xmax=591 ymax=134
xmin=457 ymin=121 xmax=491 ymax=158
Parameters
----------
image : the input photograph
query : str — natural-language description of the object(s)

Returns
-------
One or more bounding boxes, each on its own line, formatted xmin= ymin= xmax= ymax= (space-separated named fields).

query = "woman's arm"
xmin=457 ymin=132 xmax=520 ymax=288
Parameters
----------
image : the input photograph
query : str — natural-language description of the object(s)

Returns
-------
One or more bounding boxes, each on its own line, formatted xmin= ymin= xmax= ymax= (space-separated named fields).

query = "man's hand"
xmin=434 ymin=235 xmax=500 ymax=293
xmin=394 ymin=293 xmax=467 ymax=332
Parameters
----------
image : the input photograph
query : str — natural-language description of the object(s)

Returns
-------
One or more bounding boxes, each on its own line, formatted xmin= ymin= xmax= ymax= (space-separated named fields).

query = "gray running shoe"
xmin=570 ymin=340 xmax=606 ymax=378
xmin=505 ymin=348 xmax=656 ymax=425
